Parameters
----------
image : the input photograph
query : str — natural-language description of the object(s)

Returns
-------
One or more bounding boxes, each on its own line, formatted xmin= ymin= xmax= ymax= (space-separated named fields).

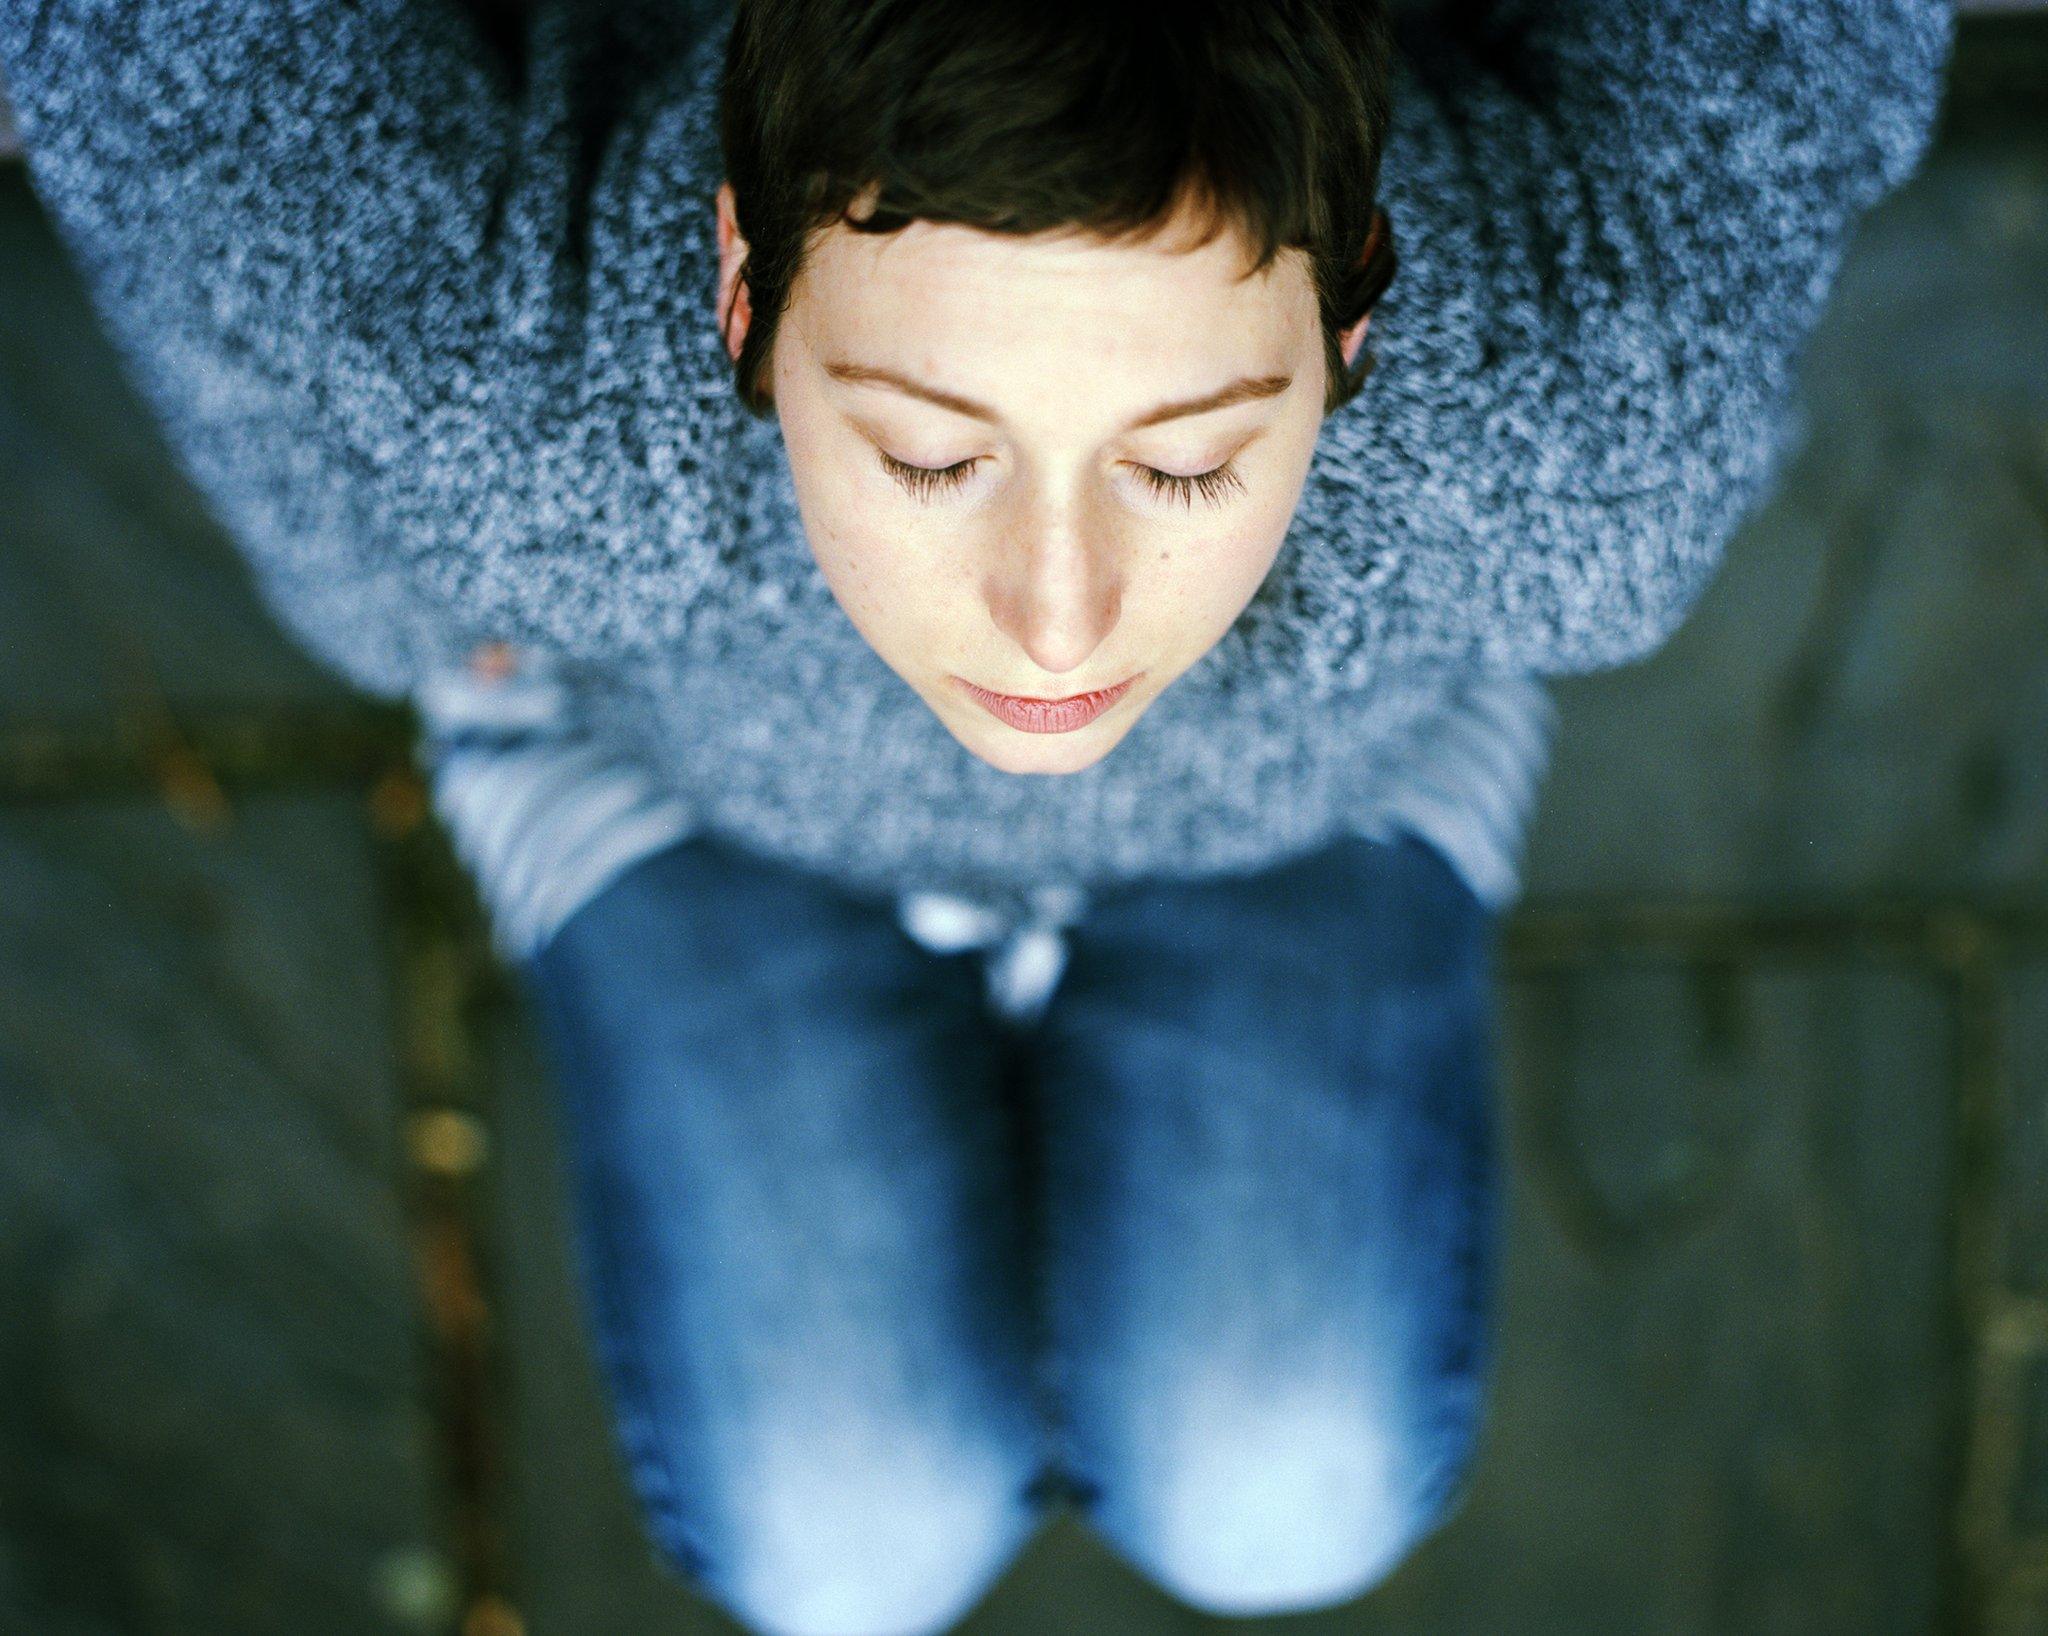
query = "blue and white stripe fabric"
xmin=1366 ymin=673 xmax=1559 ymax=915
xmin=412 ymin=660 xmax=699 ymax=969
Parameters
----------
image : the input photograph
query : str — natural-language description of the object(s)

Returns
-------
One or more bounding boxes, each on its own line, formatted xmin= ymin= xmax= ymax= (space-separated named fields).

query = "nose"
xmin=982 ymin=510 xmax=1128 ymax=681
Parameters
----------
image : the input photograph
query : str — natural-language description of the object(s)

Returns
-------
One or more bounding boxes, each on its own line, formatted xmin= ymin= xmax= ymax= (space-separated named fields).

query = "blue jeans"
xmin=518 ymin=826 xmax=1501 ymax=1636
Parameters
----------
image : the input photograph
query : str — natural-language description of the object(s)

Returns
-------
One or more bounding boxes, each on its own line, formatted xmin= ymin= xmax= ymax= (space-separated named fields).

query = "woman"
xmin=0 ymin=1 xmax=1952 ymax=1631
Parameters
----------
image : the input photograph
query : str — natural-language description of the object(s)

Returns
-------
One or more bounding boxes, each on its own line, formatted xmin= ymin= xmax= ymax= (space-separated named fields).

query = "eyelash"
xmin=878 ymin=451 xmax=1246 ymax=509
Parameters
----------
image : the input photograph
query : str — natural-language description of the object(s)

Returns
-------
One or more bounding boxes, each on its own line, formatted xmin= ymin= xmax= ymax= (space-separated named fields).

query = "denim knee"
xmin=1085 ymin=1367 xmax=1484 ymax=1619
xmin=684 ymin=1431 xmax=1043 ymax=1636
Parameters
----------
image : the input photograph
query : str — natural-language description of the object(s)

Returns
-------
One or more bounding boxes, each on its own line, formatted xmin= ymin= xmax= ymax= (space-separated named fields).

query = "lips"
xmin=953 ymin=673 xmax=1140 ymax=734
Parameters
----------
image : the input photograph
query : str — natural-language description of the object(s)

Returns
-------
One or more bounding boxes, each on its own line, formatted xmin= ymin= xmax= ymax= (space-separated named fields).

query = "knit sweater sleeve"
xmin=1295 ymin=0 xmax=1956 ymax=681
xmin=0 ymin=0 xmax=732 ymax=696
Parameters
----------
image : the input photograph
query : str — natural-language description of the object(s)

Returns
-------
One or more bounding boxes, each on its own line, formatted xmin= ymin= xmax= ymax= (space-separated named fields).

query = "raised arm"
xmin=1290 ymin=0 xmax=1957 ymax=681
xmin=0 ymin=0 xmax=735 ymax=695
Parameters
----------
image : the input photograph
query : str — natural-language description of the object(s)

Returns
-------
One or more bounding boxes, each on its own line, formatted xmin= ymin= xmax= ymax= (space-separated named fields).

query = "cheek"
xmin=1149 ymin=510 xmax=1292 ymax=629
xmin=1123 ymin=511 xmax=1291 ymax=669
xmin=779 ymin=411 xmax=878 ymax=570
xmin=1185 ymin=436 xmax=1319 ymax=606
xmin=788 ymin=460 xmax=950 ymax=633
xmin=782 ymin=423 xmax=972 ymax=625
xmin=1213 ymin=545 xmax=1285 ymax=645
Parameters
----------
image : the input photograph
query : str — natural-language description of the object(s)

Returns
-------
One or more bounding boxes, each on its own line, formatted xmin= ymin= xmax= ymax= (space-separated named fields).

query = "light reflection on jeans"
xmin=519 ymin=825 xmax=1499 ymax=1636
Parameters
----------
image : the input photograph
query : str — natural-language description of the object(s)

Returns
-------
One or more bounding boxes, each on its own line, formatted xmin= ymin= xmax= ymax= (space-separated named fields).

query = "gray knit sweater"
xmin=0 ymin=0 xmax=1953 ymax=993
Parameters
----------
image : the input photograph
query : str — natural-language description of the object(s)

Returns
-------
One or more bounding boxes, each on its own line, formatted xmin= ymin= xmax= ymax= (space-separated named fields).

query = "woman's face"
xmin=716 ymin=182 xmax=1368 ymax=775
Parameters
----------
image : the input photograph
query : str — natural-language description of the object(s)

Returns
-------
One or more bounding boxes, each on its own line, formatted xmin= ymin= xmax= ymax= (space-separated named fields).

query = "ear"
xmin=1340 ymin=309 xmax=1372 ymax=370
xmin=715 ymin=181 xmax=753 ymax=363
xmin=1339 ymin=206 xmax=1385 ymax=370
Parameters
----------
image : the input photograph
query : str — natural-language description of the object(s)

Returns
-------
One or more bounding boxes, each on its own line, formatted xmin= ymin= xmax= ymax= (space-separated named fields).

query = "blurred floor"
xmin=3 ymin=13 xmax=2047 ymax=1636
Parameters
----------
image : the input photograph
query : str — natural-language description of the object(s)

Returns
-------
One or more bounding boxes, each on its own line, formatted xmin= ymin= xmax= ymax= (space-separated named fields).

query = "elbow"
xmin=1540 ymin=563 xmax=1716 ymax=676
xmin=1523 ymin=461 xmax=1744 ymax=677
xmin=1599 ymin=556 xmax=1719 ymax=670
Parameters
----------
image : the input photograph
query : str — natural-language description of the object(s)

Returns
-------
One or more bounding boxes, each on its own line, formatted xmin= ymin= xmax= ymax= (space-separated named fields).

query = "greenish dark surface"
xmin=0 ymin=797 xmax=446 ymax=1636
xmin=2 ymin=14 xmax=2046 ymax=1634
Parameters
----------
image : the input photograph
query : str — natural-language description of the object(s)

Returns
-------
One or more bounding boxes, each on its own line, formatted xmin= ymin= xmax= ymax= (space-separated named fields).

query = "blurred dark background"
xmin=3 ymin=6 xmax=2048 ymax=1634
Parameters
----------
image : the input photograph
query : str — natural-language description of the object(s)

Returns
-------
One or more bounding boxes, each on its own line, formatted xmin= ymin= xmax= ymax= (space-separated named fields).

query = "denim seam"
xmin=1409 ymin=992 xmax=1503 ymax=1530
xmin=562 ymin=1092 xmax=718 ymax=1582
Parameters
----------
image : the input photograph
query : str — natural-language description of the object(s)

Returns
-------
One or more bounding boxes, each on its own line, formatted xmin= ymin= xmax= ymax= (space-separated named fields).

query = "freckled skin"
xmin=716 ymin=181 xmax=1370 ymax=777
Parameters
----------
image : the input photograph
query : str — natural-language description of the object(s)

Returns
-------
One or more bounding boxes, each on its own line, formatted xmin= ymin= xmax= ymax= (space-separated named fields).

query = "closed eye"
xmin=878 ymin=451 xmax=1245 ymax=508
xmin=1135 ymin=460 xmax=1246 ymax=508
xmin=879 ymin=451 xmax=982 ymax=502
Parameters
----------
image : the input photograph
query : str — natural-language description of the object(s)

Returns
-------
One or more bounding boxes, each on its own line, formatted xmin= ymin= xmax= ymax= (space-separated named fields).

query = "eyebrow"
xmin=823 ymin=360 xmax=1295 ymax=431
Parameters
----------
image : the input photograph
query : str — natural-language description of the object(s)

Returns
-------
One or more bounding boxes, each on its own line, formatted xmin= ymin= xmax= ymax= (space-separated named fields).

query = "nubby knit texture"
xmin=0 ymin=0 xmax=1953 ymax=1010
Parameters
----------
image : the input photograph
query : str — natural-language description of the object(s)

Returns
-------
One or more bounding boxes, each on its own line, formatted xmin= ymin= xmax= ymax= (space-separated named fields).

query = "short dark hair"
xmin=717 ymin=0 xmax=1399 ymax=421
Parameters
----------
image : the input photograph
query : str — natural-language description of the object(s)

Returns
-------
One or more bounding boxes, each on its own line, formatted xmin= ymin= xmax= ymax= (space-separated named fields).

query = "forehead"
xmin=791 ymin=205 xmax=1314 ymax=381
